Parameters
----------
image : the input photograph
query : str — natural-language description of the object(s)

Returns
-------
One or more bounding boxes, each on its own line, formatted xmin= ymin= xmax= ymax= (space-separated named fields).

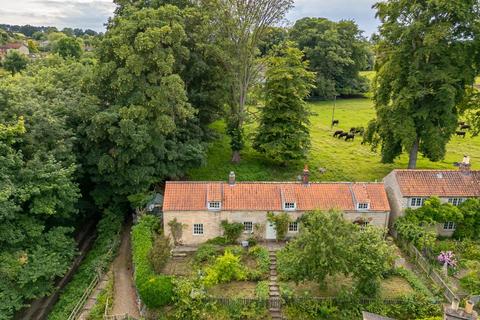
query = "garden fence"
xmin=397 ymin=237 xmax=461 ymax=303
xmin=67 ymin=231 xmax=121 ymax=320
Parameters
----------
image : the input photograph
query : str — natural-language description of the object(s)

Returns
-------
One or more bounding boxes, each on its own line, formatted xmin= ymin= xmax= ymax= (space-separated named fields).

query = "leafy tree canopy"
xmin=253 ymin=42 xmax=314 ymax=163
xmin=2 ymin=51 xmax=29 ymax=75
xmin=364 ymin=0 xmax=480 ymax=168
xmin=277 ymin=210 xmax=393 ymax=296
xmin=290 ymin=17 xmax=370 ymax=99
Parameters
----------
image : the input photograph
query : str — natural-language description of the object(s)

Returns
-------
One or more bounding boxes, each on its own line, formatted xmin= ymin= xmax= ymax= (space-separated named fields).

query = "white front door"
xmin=266 ymin=222 xmax=277 ymax=240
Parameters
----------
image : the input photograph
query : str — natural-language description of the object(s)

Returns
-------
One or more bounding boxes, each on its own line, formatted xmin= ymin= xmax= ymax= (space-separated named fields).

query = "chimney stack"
xmin=228 ymin=171 xmax=236 ymax=186
xmin=302 ymin=165 xmax=310 ymax=185
xmin=459 ymin=155 xmax=472 ymax=175
xmin=444 ymin=299 xmax=478 ymax=320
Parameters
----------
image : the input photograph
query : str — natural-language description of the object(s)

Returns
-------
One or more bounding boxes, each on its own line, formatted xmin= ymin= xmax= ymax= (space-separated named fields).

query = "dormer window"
xmin=357 ymin=203 xmax=369 ymax=210
xmin=284 ymin=202 xmax=296 ymax=211
xmin=208 ymin=201 xmax=221 ymax=210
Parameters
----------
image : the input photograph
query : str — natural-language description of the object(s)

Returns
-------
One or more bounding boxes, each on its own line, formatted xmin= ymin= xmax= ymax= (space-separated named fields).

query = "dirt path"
xmin=111 ymin=224 xmax=140 ymax=318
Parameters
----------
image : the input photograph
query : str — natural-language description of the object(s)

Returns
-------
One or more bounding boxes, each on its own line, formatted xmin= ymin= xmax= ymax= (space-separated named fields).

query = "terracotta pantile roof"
xmin=163 ymin=181 xmax=390 ymax=212
xmin=391 ymin=169 xmax=480 ymax=197
xmin=0 ymin=43 xmax=23 ymax=50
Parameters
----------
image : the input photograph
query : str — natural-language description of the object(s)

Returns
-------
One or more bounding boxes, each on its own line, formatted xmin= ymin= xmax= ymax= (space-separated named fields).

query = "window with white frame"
xmin=360 ymin=221 xmax=370 ymax=229
xmin=288 ymin=222 xmax=298 ymax=232
xmin=284 ymin=202 xmax=296 ymax=210
xmin=448 ymin=198 xmax=464 ymax=206
xmin=410 ymin=197 xmax=425 ymax=207
xmin=207 ymin=201 xmax=221 ymax=210
xmin=243 ymin=221 xmax=253 ymax=233
xmin=357 ymin=203 xmax=369 ymax=210
xmin=443 ymin=221 xmax=456 ymax=230
xmin=193 ymin=223 xmax=204 ymax=235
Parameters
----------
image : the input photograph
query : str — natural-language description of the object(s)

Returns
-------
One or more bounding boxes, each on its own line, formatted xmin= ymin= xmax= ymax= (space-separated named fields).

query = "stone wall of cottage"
xmin=164 ymin=210 xmax=390 ymax=246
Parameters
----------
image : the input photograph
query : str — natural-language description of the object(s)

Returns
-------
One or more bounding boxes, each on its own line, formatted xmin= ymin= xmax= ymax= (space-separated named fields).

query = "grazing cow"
xmin=338 ymin=132 xmax=348 ymax=139
xmin=456 ymin=131 xmax=466 ymax=138
xmin=460 ymin=124 xmax=471 ymax=130
xmin=458 ymin=121 xmax=465 ymax=126
xmin=345 ymin=133 xmax=355 ymax=141
xmin=333 ymin=130 xmax=344 ymax=137
xmin=349 ymin=127 xmax=356 ymax=133
xmin=332 ymin=119 xmax=339 ymax=126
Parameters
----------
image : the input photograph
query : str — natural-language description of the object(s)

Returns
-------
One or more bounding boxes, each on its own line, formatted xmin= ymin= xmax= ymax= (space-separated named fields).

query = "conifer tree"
xmin=253 ymin=42 xmax=314 ymax=163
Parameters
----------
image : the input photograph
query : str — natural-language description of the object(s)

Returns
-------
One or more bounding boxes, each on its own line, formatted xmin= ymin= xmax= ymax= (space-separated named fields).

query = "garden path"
xmin=111 ymin=224 xmax=140 ymax=318
xmin=268 ymin=248 xmax=283 ymax=320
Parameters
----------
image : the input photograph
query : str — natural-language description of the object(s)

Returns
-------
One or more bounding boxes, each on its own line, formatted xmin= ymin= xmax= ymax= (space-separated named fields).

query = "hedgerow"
xmin=48 ymin=207 xmax=123 ymax=320
xmin=131 ymin=214 xmax=173 ymax=308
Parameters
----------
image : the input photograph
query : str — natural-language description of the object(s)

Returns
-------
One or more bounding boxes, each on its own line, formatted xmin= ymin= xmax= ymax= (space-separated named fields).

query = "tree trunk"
xmin=408 ymin=139 xmax=419 ymax=169
xmin=231 ymin=150 xmax=241 ymax=164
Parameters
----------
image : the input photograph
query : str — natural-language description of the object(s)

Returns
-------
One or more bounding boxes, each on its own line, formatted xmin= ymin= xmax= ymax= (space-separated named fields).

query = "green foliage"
xmin=365 ymin=0 xmax=479 ymax=168
xmin=48 ymin=208 xmax=122 ymax=320
xmin=205 ymin=236 xmax=230 ymax=246
xmin=459 ymin=260 xmax=480 ymax=294
xmin=253 ymin=42 xmax=314 ymax=163
xmin=267 ymin=212 xmax=290 ymax=241
xmin=455 ymin=199 xmax=480 ymax=240
xmin=193 ymin=243 xmax=219 ymax=264
xmin=394 ymin=197 xmax=465 ymax=248
xmin=220 ymin=220 xmax=244 ymax=244
xmin=2 ymin=51 xmax=28 ymax=75
xmin=132 ymin=215 xmax=173 ymax=308
xmin=203 ymin=249 xmax=247 ymax=287
xmin=0 ymin=58 xmax=94 ymax=318
xmin=87 ymin=4 xmax=206 ymax=206
xmin=388 ymin=268 xmax=432 ymax=297
xmin=148 ymin=233 xmax=172 ymax=273
xmin=248 ymin=246 xmax=270 ymax=276
xmin=168 ymin=218 xmax=186 ymax=246
xmin=290 ymin=17 xmax=370 ymax=99
xmin=53 ymin=37 xmax=82 ymax=59
xmin=278 ymin=210 xmax=393 ymax=296
xmin=87 ymin=276 xmax=114 ymax=320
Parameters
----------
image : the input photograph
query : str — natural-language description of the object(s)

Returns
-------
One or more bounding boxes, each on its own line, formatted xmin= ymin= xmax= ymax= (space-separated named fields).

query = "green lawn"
xmin=188 ymin=97 xmax=480 ymax=182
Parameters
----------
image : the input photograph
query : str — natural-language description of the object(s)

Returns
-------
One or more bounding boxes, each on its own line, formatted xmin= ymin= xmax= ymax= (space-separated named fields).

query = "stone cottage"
xmin=383 ymin=158 xmax=480 ymax=237
xmin=162 ymin=169 xmax=391 ymax=245
xmin=0 ymin=43 xmax=29 ymax=59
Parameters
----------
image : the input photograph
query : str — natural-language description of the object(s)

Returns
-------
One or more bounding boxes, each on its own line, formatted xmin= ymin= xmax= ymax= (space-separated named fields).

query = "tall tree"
xmin=53 ymin=37 xmax=83 ymax=59
xmin=212 ymin=0 xmax=294 ymax=163
xmin=253 ymin=42 xmax=314 ymax=163
xmin=277 ymin=210 xmax=392 ymax=295
xmin=87 ymin=4 xmax=206 ymax=206
xmin=289 ymin=18 xmax=370 ymax=99
xmin=364 ymin=0 xmax=480 ymax=168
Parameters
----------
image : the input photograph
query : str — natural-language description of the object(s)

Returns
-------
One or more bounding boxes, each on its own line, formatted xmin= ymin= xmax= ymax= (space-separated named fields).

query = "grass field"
xmin=188 ymin=97 xmax=479 ymax=182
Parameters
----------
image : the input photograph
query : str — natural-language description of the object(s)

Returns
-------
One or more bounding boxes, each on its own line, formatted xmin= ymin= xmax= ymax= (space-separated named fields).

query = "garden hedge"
xmin=131 ymin=215 xmax=173 ymax=308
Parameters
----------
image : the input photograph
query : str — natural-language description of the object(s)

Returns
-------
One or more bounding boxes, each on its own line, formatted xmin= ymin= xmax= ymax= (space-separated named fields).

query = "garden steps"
xmin=267 ymin=249 xmax=283 ymax=319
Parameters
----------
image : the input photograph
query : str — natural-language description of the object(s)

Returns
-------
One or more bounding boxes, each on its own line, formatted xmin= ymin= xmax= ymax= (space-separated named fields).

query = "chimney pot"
xmin=465 ymin=300 xmax=474 ymax=314
xmin=228 ymin=171 xmax=236 ymax=186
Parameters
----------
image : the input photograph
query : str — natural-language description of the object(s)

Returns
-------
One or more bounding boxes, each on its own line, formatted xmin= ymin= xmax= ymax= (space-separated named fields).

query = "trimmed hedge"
xmin=48 ymin=208 xmax=123 ymax=320
xmin=131 ymin=215 xmax=173 ymax=308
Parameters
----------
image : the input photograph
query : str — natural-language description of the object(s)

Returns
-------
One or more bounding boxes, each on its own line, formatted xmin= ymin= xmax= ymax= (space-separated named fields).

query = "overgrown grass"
xmin=188 ymin=98 xmax=480 ymax=182
xmin=87 ymin=275 xmax=114 ymax=320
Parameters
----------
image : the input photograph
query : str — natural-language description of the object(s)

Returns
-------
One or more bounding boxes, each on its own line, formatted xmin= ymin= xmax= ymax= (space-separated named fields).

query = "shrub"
xmin=168 ymin=218 xmax=185 ymax=246
xmin=206 ymin=236 xmax=229 ymax=245
xmin=221 ymin=220 xmax=244 ymax=244
xmin=203 ymin=250 xmax=247 ymax=287
xmin=248 ymin=246 xmax=270 ymax=278
xmin=267 ymin=212 xmax=290 ymax=241
xmin=48 ymin=208 xmax=122 ymax=320
xmin=459 ymin=261 xmax=480 ymax=294
xmin=132 ymin=215 xmax=173 ymax=308
xmin=193 ymin=243 xmax=219 ymax=264
xmin=255 ymin=281 xmax=269 ymax=299
xmin=148 ymin=233 xmax=172 ymax=273
xmin=87 ymin=277 xmax=113 ymax=320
